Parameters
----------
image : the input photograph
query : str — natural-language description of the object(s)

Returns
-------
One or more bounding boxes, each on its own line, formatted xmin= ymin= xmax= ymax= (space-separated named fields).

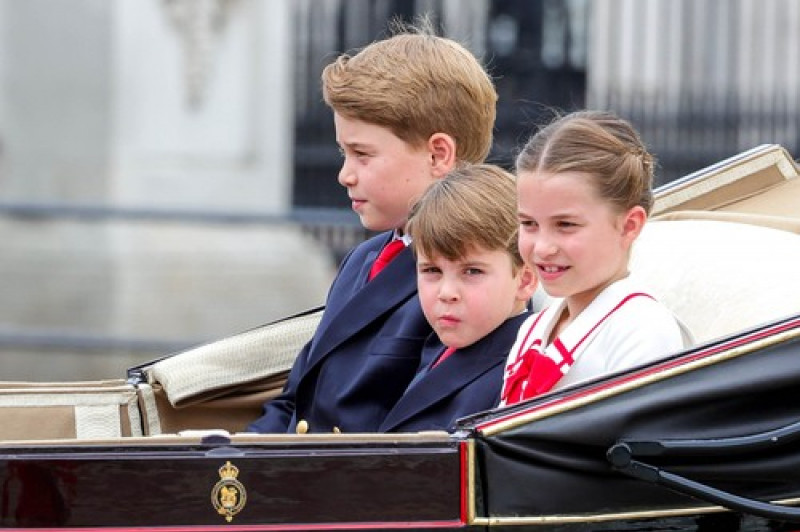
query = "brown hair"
xmin=515 ymin=110 xmax=655 ymax=214
xmin=321 ymin=17 xmax=497 ymax=164
xmin=406 ymin=164 xmax=523 ymax=271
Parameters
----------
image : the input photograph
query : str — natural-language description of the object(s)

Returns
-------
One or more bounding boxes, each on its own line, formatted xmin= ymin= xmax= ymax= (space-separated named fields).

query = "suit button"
xmin=296 ymin=420 xmax=309 ymax=434
xmin=332 ymin=426 xmax=341 ymax=434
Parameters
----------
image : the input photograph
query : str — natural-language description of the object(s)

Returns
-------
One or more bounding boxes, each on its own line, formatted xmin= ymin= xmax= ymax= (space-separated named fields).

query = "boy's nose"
xmin=337 ymin=162 xmax=356 ymax=187
xmin=437 ymin=280 xmax=460 ymax=301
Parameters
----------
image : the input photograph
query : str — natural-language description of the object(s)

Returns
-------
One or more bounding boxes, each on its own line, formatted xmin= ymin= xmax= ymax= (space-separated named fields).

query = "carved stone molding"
xmin=162 ymin=0 xmax=239 ymax=109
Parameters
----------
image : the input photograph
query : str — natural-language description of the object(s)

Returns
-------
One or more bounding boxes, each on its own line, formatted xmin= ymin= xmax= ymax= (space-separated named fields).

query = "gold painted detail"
xmin=471 ymin=496 xmax=800 ymax=527
xmin=211 ymin=461 xmax=247 ymax=522
xmin=482 ymin=325 xmax=800 ymax=436
xmin=466 ymin=439 xmax=477 ymax=524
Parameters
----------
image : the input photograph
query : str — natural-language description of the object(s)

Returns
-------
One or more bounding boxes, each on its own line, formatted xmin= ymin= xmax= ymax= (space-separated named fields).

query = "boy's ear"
xmin=427 ymin=133 xmax=457 ymax=177
xmin=515 ymin=264 xmax=538 ymax=302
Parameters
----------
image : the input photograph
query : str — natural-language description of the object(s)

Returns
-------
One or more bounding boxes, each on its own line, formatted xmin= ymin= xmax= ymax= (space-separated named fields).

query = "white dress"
xmin=500 ymin=276 xmax=693 ymax=405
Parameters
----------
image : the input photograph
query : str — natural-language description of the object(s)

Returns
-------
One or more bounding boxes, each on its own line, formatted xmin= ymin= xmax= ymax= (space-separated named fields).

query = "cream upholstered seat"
xmin=629 ymin=219 xmax=800 ymax=345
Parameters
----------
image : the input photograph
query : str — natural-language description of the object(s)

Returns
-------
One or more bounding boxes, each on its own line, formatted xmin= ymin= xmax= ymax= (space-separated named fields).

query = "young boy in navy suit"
xmin=246 ymin=19 xmax=498 ymax=434
xmin=379 ymin=164 xmax=536 ymax=433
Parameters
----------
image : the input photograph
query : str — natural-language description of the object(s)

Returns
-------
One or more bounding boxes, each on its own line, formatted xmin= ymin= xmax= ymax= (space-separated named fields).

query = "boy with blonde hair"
xmin=248 ymin=18 xmax=498 ymax=434
xmin=379 ymin=164 xmax=536 ymax=432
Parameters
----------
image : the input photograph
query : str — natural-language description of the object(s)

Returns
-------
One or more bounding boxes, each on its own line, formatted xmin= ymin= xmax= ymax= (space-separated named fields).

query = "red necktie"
xmin=432 ymin=346 xmax=456 ymax=368
xmin=368 ymin=239 xmax=405 ymax=280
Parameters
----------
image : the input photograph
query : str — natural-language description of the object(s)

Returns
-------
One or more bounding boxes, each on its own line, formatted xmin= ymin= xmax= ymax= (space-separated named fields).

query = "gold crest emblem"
xmin=211 ymin=461 xmax=247 ymax=522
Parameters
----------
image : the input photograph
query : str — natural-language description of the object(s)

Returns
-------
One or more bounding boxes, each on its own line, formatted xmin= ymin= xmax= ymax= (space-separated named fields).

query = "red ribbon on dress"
xmin=501 ymin=292 xmax=655 ymax=405
xmin=501 ymin=340 xmax=571 ymax=404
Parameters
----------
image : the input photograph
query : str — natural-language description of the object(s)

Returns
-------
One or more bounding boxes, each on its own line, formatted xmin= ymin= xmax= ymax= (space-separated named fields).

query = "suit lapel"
xmin=307 ymin=245 xmax=418 ymax=370
xmin=381 ymin=315 xmax=526 ymax=431
xmin=355 ymin=249 xmax=380 ymax=293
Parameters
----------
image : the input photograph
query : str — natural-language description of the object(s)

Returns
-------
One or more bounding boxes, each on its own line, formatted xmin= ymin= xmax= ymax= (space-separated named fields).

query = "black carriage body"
xmin=0 ymin=434 xmax=464 ymax=529
xmin=465 ymin=316 xmax=800 ymax=531
xmin=2 ymin=317 xmax=800 ymax=531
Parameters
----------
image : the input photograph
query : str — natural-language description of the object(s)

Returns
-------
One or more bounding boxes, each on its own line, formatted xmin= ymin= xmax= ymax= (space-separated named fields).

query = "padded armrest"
xmin=147 ymin=308 xmax=322 ymax=407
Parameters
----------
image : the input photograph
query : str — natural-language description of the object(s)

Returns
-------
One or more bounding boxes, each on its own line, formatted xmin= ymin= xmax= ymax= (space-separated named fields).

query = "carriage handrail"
xmin=608 ymin=421 xmax=800 ymax=522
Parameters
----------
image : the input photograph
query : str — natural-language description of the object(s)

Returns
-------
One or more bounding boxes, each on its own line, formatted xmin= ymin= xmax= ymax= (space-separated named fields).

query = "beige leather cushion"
xmin=0 ymin=380 xmax=141 ymax=441
xmin=147 ymin=308 xmax=322 ymax=408
xmin=629 ymin=220 xmax=800 ymax=344
xmin=137 ymin=381 xmax=280 ymax=435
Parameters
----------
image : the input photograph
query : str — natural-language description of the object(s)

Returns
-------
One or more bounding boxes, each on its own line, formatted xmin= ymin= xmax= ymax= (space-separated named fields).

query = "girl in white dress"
xmin=501 ymin=111 xmax=692 ymax=406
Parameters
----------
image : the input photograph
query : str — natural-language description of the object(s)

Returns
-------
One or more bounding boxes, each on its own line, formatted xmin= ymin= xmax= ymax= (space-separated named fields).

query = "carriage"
xmin=1 ymin=144 xmax=800 ymax=531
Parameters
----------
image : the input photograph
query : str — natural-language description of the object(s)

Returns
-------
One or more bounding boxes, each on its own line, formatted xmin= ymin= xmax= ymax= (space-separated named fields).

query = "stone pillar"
xmin=0 ymin=0 xmax=336 ymax=381
xmin=110 ymin=0 xmax=293 ymax=212
xmin=0 ymin=0 xmax=113 ymax=201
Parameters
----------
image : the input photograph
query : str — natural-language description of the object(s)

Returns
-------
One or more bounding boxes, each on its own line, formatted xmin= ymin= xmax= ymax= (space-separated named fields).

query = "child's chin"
xmin=436 ymin=334 xmax=466 ymax=349
xmin=362 ymin=218 xmax=394 ymax=232
xmin=435 ymin=333 xmax=458 ymax=345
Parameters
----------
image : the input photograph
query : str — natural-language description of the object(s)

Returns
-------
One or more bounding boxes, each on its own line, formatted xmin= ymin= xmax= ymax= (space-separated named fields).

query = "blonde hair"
xmin=321 ymin=17 xmax=497 ymax=164
xmin=407 ymin=164 xmax=522 ymax=271
xmin=516 ymin=110 xmax=655 ymax=214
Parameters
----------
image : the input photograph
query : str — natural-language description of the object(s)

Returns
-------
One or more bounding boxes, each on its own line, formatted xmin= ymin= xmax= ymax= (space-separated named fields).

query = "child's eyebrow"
xmin=462 ymin=259 xmax=491 ymax=268
xmin=521 ymin=211 xmax=580 ymax=221
xmin=340 ymin=140 xmax=372 ymax=151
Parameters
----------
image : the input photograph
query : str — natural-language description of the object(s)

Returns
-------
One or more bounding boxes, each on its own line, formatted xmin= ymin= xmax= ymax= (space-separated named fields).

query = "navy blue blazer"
xmin=247 ymin=231 xmax=432 ymax=434
xmin=379 ymin=311 xmax=531 ymax=433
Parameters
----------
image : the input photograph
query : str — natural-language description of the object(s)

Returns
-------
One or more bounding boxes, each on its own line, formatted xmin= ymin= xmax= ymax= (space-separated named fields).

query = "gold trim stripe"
xmin=479 ymin=321 xmax=800 ymax=436
xmin=465 ymin=440 xmax=476 ymax=523
xmin=470 ymin=497 xmax=800 ymax=527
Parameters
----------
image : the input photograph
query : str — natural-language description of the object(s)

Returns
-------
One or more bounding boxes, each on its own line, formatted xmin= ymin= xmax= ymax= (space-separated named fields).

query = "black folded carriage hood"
xmin=457 ymin=315 xmax=800 ymax=524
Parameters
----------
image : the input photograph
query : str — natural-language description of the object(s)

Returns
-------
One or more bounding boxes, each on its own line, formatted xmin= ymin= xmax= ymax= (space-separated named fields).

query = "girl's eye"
xmin=519 ymin=219 xmax=537 ymax=229
xmin=464 ymin=268 xmax=483 ymax=276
